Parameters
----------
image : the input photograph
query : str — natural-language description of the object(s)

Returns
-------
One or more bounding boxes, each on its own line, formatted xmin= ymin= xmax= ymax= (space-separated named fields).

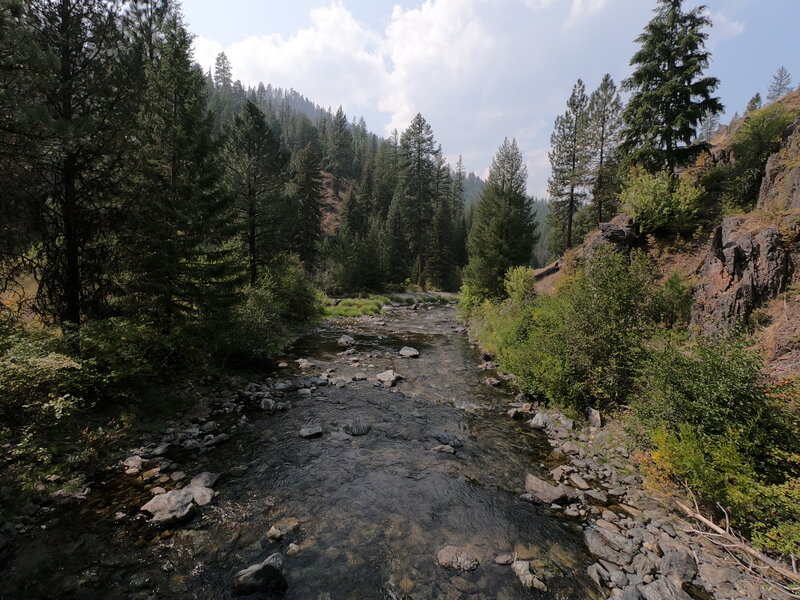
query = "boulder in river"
xmin=232 ymin=553 xmax=287 ymax=596
xmin=375 ymin=370 xmax=401 ymax=387
xmin=337 ymin=335 xmax=356 ymax=348
xmin=433 ymin=432 xmax=463 ymax=448
xmin=140 ymin=488 xmax=195 ymax=525
xmin=299 ymin=425 xmax=324 ymax=439
xmin=436 ymin=546 xmax=479 ymax=572
xmin=431 ymin=444 xmax=456 ymax=454
xmin=343 ymin=419 xmax=371 ymax=436
xmin=511 ymin=560 xmax=547 ymax=592
xmin=190 ymin=472 xmax=219 ymax=488
xmin=398 ymin=346 xmax=420 ymax=358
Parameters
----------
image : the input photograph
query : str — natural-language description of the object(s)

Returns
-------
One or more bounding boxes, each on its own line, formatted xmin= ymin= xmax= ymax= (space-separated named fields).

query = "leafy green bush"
xmin=0 ymin=319 xmax=97 ymax=428
xmin=226 ymin=254 xmax=323 ymax=359
xmin=723 ymin=104 xmax=796 ymax=212
xmin=472 ymin=247 xmax=658 ymax=408
xmin=650 ymin=272 xmax=693 ymax=327
xmin=637 ymin=338 xmax=800 ymax=553
xmin=621 ymin=169 xmax=700 ymax=235
xmin=503 ymin=266 xmax=538 ymax=305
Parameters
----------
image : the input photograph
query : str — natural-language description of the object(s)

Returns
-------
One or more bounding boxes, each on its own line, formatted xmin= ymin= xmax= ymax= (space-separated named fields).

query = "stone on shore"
xmin=399 ymin=346 xmax=420 ymax=358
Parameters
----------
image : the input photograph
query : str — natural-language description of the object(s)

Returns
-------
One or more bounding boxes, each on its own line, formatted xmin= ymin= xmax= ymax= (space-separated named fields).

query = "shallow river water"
xmin=1 ymin=304 xmax=603 ymax=599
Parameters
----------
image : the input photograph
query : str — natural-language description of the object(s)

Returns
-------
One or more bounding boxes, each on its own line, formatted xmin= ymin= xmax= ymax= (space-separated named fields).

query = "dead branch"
xmin=676 ymin=500 xmax=800 ymax=585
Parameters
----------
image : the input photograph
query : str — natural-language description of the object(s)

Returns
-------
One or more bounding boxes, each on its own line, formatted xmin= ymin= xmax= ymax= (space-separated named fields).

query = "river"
xmin=1 ymin=303 xmax=602 ymax=599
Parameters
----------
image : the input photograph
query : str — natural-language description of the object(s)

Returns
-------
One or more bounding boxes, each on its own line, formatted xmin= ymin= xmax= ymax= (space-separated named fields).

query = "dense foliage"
xmin=470 ymin=248 xmax=800 ymax=554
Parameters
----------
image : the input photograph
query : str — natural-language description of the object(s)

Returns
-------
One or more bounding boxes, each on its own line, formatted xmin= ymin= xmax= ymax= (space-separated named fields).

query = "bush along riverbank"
xmin=465 ymin=247 xmax=800 ymax=599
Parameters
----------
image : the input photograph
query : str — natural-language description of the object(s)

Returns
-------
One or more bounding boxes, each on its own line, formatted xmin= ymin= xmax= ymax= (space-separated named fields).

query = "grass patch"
xmin=324 ymin=295 xmax=391 ymax=318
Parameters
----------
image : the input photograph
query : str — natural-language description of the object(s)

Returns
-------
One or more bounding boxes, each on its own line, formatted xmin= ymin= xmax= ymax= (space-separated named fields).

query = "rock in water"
xmin=140 ymin=488 xmax=195 ymax=525
xmin=190 ymin=472 xmax=219 ymax=488
xmin=337 ymin=335 xmax=356 ymax=348
xmin=433 ymin=432 xmax=463 ymax=448
xmin=431 ymin=444 xmax=456 ymax=454
xmin=511 ymin=560 xmax=547 ymax=592
xmin=375 ymin=370 xmax=401 ymax=387
xmin=436 ymin=546 xmax=479 ymax=572
xmin=398 ymin=346 xmax=420 ymax=358
xmin=343 ymin=419 xmax=371 ymax=436
xmin=299 ymin=425 xmax=324 ymax=439
xmin=232 ymin=553 xmax=287 ymax=596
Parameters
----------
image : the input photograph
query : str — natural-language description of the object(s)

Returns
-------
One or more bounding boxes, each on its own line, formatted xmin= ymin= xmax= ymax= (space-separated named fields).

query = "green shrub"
xmin=723 ymin=104 xmax=796 ymax=212
xmin=650 ymin=273 xmax=693 ymax=327
xmin=0 ymin=320 xmax=97 ymax=428
xmin=503 ymin=266 xmax=538 ymax=305
xmin=226 ymin=254 xmax=323 ymax=359
xmin=638 ymin=338 xmax=800 ymax=553
xmin=621 ymin=169 xmax=700 ymax=235
xmin=472 ymin=247 xmax=657 ymax=409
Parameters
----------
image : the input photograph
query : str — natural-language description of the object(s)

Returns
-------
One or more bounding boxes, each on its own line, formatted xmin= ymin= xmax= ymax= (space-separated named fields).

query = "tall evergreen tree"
xmin=426 ymin=150 xmax=453 ymax=289
xmin=621 ymin=0 xmax=723 ymax=174
xmin=222 ymin=100 xmax=287 ymax=285
xmin=291 ymin=143 xmax=325 ymax=266
xmin=382 ymin=191 xmax=408 ymax=286
xmin=767 ymin=66 xmax=792 ymax=102
xmin=324 ymin=106 xmax=353 ymax=186
xmin=588 ymin=74 xmax=623 ymax=225
xmin=122 ymin=14 xmax=240 ymax=332
xmin=548 ymin=79 xmax=592 ymax=253
xmin=14 ymin=0 xmax=135 ymax=333
xmin=397 ymin=113 xmax=439 ymax=287
xmin=463 ymin=138 xmax=537 ymax=301
xmin=450 ymin=156 xmax=468 ymax=267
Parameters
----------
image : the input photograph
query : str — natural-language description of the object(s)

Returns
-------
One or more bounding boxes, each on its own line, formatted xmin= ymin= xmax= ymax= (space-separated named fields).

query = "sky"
xmin=183 ymin=0 xmax=800 ymax=197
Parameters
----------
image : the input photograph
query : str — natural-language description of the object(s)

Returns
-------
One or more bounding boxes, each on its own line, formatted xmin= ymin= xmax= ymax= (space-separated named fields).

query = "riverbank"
xmin=498 ymin=394 xmax=797 ymax=599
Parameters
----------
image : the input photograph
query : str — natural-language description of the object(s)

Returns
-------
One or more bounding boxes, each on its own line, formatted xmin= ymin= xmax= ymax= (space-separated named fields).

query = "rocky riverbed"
xmin=0 ymin=303 xmax=788 ymax=599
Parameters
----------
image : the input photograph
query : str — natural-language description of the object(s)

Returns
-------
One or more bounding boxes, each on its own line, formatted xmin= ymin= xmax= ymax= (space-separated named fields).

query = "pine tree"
xmin=463 ymin=138 xmax=537 ymax=301
xmin=222 ymin=100 xmax=287 ymax=285
xmin=382 ymin=191 xmax=408 ymax=285
xmin=621 ymin=0 xmax=723 ymax=174
xmin=450 ymin=156 xmax=468 ymax=267
xmin=291 ymin=143 xmax=324 ymax=266
xmin=122 ymin=14 xmax=240 ymax=332
xmin=324 ymin=106 xmax=353 ymax=186
xmin=397 ymin=113 xmax=439 ymax=288
xmin=10 ymin=0 xmax=136 ymax=334
xmin=587 ymin=74 xmax=623 ymax=225
xmin=696 ymin=113 xmax=720 ymax=142
xmin=548 ymin=79 xmax=592 ymax=253
xmin=426 ymin=150 xmax=453 ymax=289
xmin=746 ymin=93 xmax=762 ymax=114
xmin=767 ymin=66 xmax=792 ymax=102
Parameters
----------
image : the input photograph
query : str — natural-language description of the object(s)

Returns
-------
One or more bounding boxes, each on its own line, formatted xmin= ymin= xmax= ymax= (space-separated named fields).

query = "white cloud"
xmin=195 ymin=1 xmax=386 ymax=112
xmin=564 ymin=0 xmax=609 ymax=28
xmin=381 ymin=0 xmax=495 ymax=132
xmin=709 ymin=11 xmax=745 ymax=44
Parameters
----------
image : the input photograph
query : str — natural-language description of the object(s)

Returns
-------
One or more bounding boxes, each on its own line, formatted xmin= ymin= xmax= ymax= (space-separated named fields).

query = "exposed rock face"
xmin=585 ymin=215 xmax=637 ymax=256
xmin=758 ymin=118 xmax=800 ymax=212
xmin=693 ymin=217 xmax=792 ymax=334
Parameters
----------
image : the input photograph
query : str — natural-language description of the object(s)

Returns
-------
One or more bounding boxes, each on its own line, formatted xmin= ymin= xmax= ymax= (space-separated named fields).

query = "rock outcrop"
xmin=692 ymin=217 xmax=792 ymax=334
xmin=757 ymin=118 xmax=800 ymax=212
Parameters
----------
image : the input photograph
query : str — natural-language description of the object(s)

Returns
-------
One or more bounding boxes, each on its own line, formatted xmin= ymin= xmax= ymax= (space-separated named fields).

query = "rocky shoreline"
xmin=502 ymin=396 xmax=792 ymax=599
